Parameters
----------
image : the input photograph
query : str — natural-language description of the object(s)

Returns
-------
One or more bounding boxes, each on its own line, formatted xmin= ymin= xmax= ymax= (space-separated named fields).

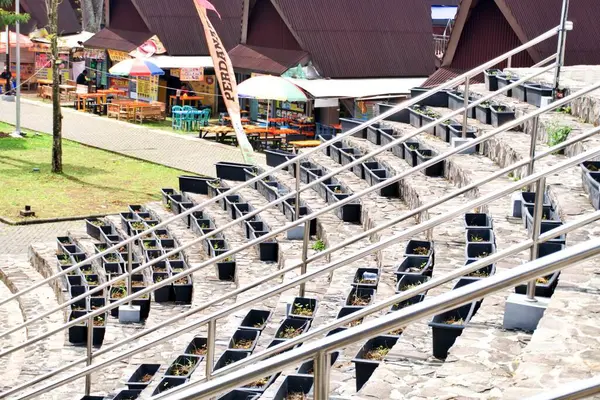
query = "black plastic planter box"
xmin=266 ymin=149 xmax=296 ymax=168
xmin=395 ymin=256 xmax=433 ymax=279
xmin=240 ymin=309 xmax=271 ymax=331
xmin=367 ymin=126 xmax=382 ymax=145
xmin=364 ymin=166 xmax=400 ymax=198
xmin=218 ymin=390 xmax=260 ymax=400
xmin=403 ymin=142 xmax=420 ymax=167
xmin=484 ymin=69 xmax=500 ymax=91
xmin=243 ymin=374 xmax=281 ymax=393
xmin=410 ymin=87 xmax=448 ymax=107
xmin=378 ymin=103 xmax=410 ymax=123
xmin=408 ymin=107 xmax=422 ymax=128
xmin=288 ymin=297 xmax=318 ymax=319
xmin=173 ymin=277 xmax=193 ymax=304
xmin=523 ymin=204 xmax=559 ymax=230
xmin=153 ymin=273 xmax=174 ymax=303
xmin=273 ymin=375 xmax=314 ymax=400
xmin=352 ymin=267 xmax=380 ymax=289
xmin=490 ymin=105 xmax=515 ymax=128
xmin=475 ymin=103 xmax=492 ymax=125
xmin=67 ymin=275 xmax=86 ymax=298
xmin=435 ymin=120 xmax=454 ymax=142
xmin=497 ymin=74 xmax=518 ymax=97
xmin=165 ymin=355 xmax=202 ymax=378
xmin=515 ymin=271 xmax=561 ymax=297
xmin=345 ymin=287 xmax=375 ymax=307
xmin=274 ymin=318 xmax=310 ymax=341
xmin=447 ymin=90 xmax=465 ymax=111
xmin=527 ymin=220 xmax=566 ymax=245
xmin=216 ymin=162 xmax=253 ymax=182
xmin=229 ymin=329 xmax=260 ymax=352
xmin=405 ymin=240 xmax=434 ymax=259
xmin=85 ymin=219 xmax=106 ymax=240
xmin=416 ymin=149 xmax=444 ymax=177
xmin=466 ymin=243 xmax=496 ymax=260
xmin=214 ymin=350 xmax=250 ymax=371
xmin=421 ymin=112 xmax=438 ymax=136
xmin=331 ymin=197 xmax=362 ymax=224
xmin=161 ymin=188 xmax=176 ymax=207
xmin=113 ymin=390 xmax=142 ymax=400
xmin=462 ymin=259 xmax=496 ymax=281
xmin=519 ymin=190 xmax=552 ymax=219
xmin=68 ymin=311 xmax=87 ymax=344
xmin=353 ymin=336 xmax=399 ymax=391
xmin=92 ymin=313 xmax=107 ymax=346
xmin=396 ymin=274 xmax=430 ymax=303
xmin=296 ymin=352 xmax=340 ymax=375
xmin=429 ymin=302 xmax=476 ymax=359
xmin=583 ymin=171 xmax=600 ymax=210
xmin=152 ymin=377 xmax=188 ymax=395
xmin=80 ymin=396 xmax=105 ymax=400
xmin=184 ymin=337 xmax=208 ymax=357
xmin=217 ymin=260 xmax=236 ymax=281
xmin=525 ymin=83 xmax=553 ymax=107
xmin=390 ymin=294 xmax=425 ymax=312
xmin=340 ymin=118 xmax=367 ymax=138
xmin=207 ymin=180 xmax=228 ymax=198
xmin=513 ymin=82 xmax=531 ymax=102
xmin=178 ymin=175 xmax=212 ymax=195
xmin=452 ymin=278 xmax=484 ymax=315
xmin=466 ymin=228 xmax=495 ymax=244
xmin=126 ymin=364 xmax=161 ymax=391
xmin=464 ymin=213 xmax=493 ymax=229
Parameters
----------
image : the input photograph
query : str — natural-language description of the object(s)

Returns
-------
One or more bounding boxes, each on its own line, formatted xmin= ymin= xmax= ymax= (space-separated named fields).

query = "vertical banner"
xmin=193 ymin=0 xmax=256 ymax=165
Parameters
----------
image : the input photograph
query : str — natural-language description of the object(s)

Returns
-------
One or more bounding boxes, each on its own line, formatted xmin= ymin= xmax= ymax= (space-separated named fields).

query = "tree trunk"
xmin=48 ymin=0 xmax=62 ymax=173
xmin=81 ymin=0 xmax=104 ymax=33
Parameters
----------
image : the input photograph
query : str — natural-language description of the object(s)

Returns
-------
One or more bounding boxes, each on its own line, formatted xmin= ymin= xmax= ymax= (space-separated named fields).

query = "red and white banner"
xmin=193 ymin=0 xmax=256 ymax=165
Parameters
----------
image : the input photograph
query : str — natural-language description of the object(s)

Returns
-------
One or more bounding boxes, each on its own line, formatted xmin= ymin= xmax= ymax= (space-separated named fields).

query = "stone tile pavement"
xmin=0 ymin=220 xmax=84 ymax=254
xmin=0 ymin=98 xmax=265 ymax=177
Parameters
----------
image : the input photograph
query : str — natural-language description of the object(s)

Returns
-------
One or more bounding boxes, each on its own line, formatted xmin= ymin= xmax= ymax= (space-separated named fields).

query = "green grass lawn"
xmin=0 ymin=122 xmax=191 ymax=221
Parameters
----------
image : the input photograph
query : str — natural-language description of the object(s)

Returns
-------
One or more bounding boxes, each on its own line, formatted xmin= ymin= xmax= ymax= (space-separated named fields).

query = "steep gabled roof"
xmin=3 ymin=0 xmax=81 ymax=35
xmin=270 ymin=0 xmax=436 ymax=78
xmin=229 ymin=44 xmax=309 ymax=75
xmin=129 ymin=0 xmax=244 ymax=56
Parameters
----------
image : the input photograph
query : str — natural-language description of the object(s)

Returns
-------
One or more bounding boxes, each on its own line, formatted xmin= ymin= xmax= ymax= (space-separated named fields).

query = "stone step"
xmin=0 ymin=274 xmax=25 ymax=391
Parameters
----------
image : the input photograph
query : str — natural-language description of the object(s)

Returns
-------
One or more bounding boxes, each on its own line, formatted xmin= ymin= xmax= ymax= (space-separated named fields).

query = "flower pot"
xmin=527 ymin=220 xmax=566 ymax=245
xmin=395 ymin=274 xmax=430 ymax=303
xmin=429 ymin=302 xmax=476 ymax=359
xmin=297 ymin=351 xmax=339 ymax=375
xmin=184 ymin=336 xmax=208 ymax=357
xmin=408 ymin=107 xmax=422 ymax=128
xmin=216 ymin=162 xmax=254 ymax=182
xmin=240 ymin=309 xmax=272 ymax=332
xmin=337 ymin=306 xmax=362 ymax=320
xmin=85 ymin=219 xmax=106 ymax=240
xmin=274 ymin=318 xmax=311 ymax=341
xmin=379 ymin=129 xmax=397 ymax=148
xmin=352 ymin=335 xmax=399 ymax=391
xmin=328 ymin=141 xmax=344 ymax=160
xmin=217 ymin=260 xmax=236 ymax=281
xmin=484 ymin=69 xmax=500 ymax=91
xmin=416 ymin=149 xmax=444 ymax=177
xmin=153 ymin=273 xmax=174 ymax=303
xmin=207 ymin=180 xmax=227 ymax=198
xmin=265 ymin=149 xmax=296 ymax=168
xmin=447 ymin=90 xmax=464 ymax=111
xmin=405 ymin=239 xmax=434 ymax=259
xmin=513 ymin=82 xmax=531 ymax=102
xmin=403 ymin=141 xmax=420 ymax=167
xmin=214 ymin=350 xmax=251 ymax=371
xmin=152 ymin=377 xmax=188 ymax=395
xmin=490 ymin=104 xmax=515 ymax=128
xmin=525 ymin=83 xmax=553 ymax=107
xmin=448 ymin=124 xmax=480 ymax=150
xmin=340 ymin=118 xmax=367 ymax=138
xmin=345 ymin=287 xmax=375 ymax=307
xmin=173 ymin=276 xmax=193 ymax=304
xmin=378 ymin=103 xmax=410 ymax=123
xmin=258 ymin=180 xmax=279 ymax=203
xmin=465 ymin=228 xmax=495 ymax=244
xmin=364 ymin=165 xmax=400 ymax=198
xmin=67 ymin=275 xmax=86 ymax=298
xmin=421 ymin=112 xmax=438 ymax=136
xmin=435 ymin=120 xmax=454 ymax=142
xmin=352 ymin=268 xmax=380 ymax=289
xmin=452 ymin=278 xmax=484 ymax=315
xmin=367 ymin=126 xmax=382 ymax=145
xmin=462 ymin=259 xmax=496 ymax=281
xmin=394 ymin=256 xmax=433 ymax=279
xmin=515 ymin=271 xmax=561 ymax=297
xmin=68 ymin=311 xmax=88 ymax=344
xmin=466 ymin=243 xmax=496 ymax=260
xmin=582 ymin=171 xmax=600 ymax=210
xmin=126 ymin=363 xmax=161 ymax=390
xmin=475 ymin=103 xmax=492 ymax=125
xmin=272 ymin=375 xmax=314 ymax=400
xmin=497 ymin=74 xmax=518 ymax=97
xmin=288 ymin=297 xmax=318 ymax=319
xmin=229 ymin=329 xmax=260 ymax=352
xmin=113 ymin=390 xmax=142 ymax=400
xmin=390 ymin=294 xmax=425 ymax=312
xmin=165 ymin=355 xmax=202 ymax=378
xmin=410 ymin=87 xmax=448 ymax=107
xmin=332 ymin=197 xmax=362 ymax=223
xmin=242 ymin=373 xmax=281 ymax=393
xmin=178 ymin=175 xmax=213 ymax=195
xmin=232 ymin=203 xmax=253 ymax=221
xmin=217 ymin=390 xmax=260 ymax=400
xmin=92 ymin=313 xmax=107 ymax=346
xmin=464 ymin=213 xmax=493 ymax=229
xmin=132 ymin=292 xmax=151 ymax=320
xmin=523 ymin=204 xmax=559 ymax=230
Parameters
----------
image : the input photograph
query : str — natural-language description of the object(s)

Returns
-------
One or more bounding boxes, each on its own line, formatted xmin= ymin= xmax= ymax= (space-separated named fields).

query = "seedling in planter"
xmin=364 ymin=345 xmax=390 ymax=361
xmin=232 ymin=338 xmax=254 ymax=350
xmin=247 ymin=377 xmax=269 ymax=388
xmin=412 ymin=246 xmax=429 ymax=255
xmin=89 ymin=220 xmax=104 ymax=227
xmin=165 ymin=200 xmax=172 ymax=210
xmin=349 ymin=293 xmax=370 ymax=306
xmin=445 ymin=317 xmax=464 ymax=325
xmin=496 ymin=105 xmax=507 ymax=112
xmin=507 ymin=172 xmax=519 ymax=182
xmin=105 ymin=254 xmax=119 ymax=262
xmin=92 ymin=316 xmax=105 ymax=326
xmin=132 ymin=280 xmax=145 ymax=287
xmin=409 ymin=145 xmax=418 ymax=150
xmin=131 ymin=221 xmax=146 ymax=230
xmin=467 ymin=270 xmax=491 ymax=278
xmin=292 ymin=303 xmax=314 ymax=317
xmin=86 ymin=277 xmax=99 ymax=285
xmin=348 ymin=318 xmax=363 ymax=327
xmin=174 ymin=278 xmax=189 ymax=285
xmin=111 ymin=287 xmax=127 ymax=299
xmin=168 ymin=359 xmax=197 ymax=376
xmin=141 ymin=374 xmax=153 ymax=382
xmin=200 ymin=223 xmax=209 ymax=229
xmin=588 ymin=164 xmax=600 ymax=172
xmin=546 ymin=120 xmax=572 ymax=148
xmin=477 ymin=252 xmax=489 ymax=258
xmin=399 ymin=283 xmax=420 ymax=291
xmin=333 ymin=187 xmax=342 ymax=194
xmin=143 ymin=242 xmax=157 ymax=250
xmin=355 ymin=277 xmax=377 ymax=285
xmin=557 ymin=106 xmax=572 ymax=114
xmin=57 ymin=254 xmax=71 ymax=265
xmin=312 ymin=239 xmax=326 ymax=252
xmin=190 ymin=343 xmax=207 ymax=356
xmin=254 ymin=319 xmax=266 ymax=329
xmin=213 ymin=243 xmax=220 ymax=250
xmin=278 ymin=326 xmax=304 ymax=339
xmin=287 ymin=392 xmax=308 ymax=400
xmin=470 ymin=235 xmax=484 ymax=242
xmin=388 ymin=327 xmax=404 ymax=335
xmin=172 ymin=268 xmax=184 ymax=273
xmin=157 ymin=233 xmax=170 ymax=239
xmin=168 ymin=254 xmax=181 ymax=260
xmin=537 ymin=276 xmax=549 ymax=284
xmin=81 ymin=268 xmax=94 ymax=275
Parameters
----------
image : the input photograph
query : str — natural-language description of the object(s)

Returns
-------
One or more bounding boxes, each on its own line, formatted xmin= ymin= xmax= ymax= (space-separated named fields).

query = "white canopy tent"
xmin=148 ymin=56 xmax=213 ymax=69
xmin=285 ymin=77 xmax=427 ymax=100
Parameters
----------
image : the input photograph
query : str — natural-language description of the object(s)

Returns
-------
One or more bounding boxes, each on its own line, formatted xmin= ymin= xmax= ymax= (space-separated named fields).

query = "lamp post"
xmin=14 ymin=0 xmax=22 ymax=137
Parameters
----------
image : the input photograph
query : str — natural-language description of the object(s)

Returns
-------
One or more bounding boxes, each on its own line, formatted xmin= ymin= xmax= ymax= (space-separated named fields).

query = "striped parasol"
xmin=108 ymin=58 xmax=164 ymax=77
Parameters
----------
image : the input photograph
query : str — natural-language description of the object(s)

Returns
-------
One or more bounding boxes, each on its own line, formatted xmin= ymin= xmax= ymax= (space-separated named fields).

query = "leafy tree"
xmin=0 ymin=0 xmax=30 ymax=27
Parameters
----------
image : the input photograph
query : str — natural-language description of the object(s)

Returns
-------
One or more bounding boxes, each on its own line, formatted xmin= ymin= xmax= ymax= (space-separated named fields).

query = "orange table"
xmin=98 ymin=89 xmax=126 ymax=97
xmin=289 ymin=140 xmax=321 ymax=148
xmin=169 ymin=95 xmax=203 ymax=110
xmin=76 ymin=93 xmax=108 ymax=111
xmin=223 ymin=116 xmax=251 ymax=124
xmin=330 ymin=124 xmax=342 ymax=130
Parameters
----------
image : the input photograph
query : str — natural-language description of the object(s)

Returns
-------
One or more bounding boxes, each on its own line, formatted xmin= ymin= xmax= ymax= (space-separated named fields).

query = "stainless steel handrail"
xmin=0 ymin=62 xmax=574 ymax=357
xmin=11 ymin=145 xmax=600 ymax=400
xmin=5 ymin=122 xmax=596 ymax=399
xmin=526 ymin=376 xmax=600 ymax=400
xmin=0 ymin=23 xmax=563 ymax=311
xmin=158 ymin=239 xmax=600 ymax=400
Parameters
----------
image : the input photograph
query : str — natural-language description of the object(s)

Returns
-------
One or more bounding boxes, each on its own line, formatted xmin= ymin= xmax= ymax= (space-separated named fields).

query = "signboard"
xmin=131 ymin=76 xmax=159 ymax=102
xmin=34 ymin=53 xmax=69 ymax=81
xmin=355 ymin=100 xmax=377 ymax=120
xmin=171 ymin=69 xmax=180 ymax=78
xmin=35 ymin=53 xmax=51 ymax=69
xmin=109 ymin=77 xmax=129 ymax=93
xmin=129 ymin=35 xmax=167 ymax=58
xmin=189 ymin=75 xmax=217 ymax=113
xmin=107 ymin=50 xmax=130 ymax=63
xmin=180 ymin=67 xmax=204 ymax=81
xmin=84 ymin=49 xmax=106 ymax=60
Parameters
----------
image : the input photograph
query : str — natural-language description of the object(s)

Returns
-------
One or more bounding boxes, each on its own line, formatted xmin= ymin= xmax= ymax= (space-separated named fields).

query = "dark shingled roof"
xmin=84 ymin=28 xmax=151 ymax=53
xmin=3 ymin=0 xmax=81 ymax=35
xmin=229 ymin=44 xmax=309 ymax=75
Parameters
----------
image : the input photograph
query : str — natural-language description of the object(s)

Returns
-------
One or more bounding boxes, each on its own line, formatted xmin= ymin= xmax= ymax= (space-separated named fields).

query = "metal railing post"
xmin=553 ymin=0 xmax=570 ymax=99
xmin=313 ymin=351 xmax=331 ymax=400
xmin=527 ymin=116 xmax=540 ymax=190
xmin=526 ymin=177 xmax=547 ymax=301
xmin=295 ymin=160 xmax=301 ymax=218
xmin=205 ymin=319 xmax=216 ymax=380
xmin=462 ymin=77 xmax=470 ymax=138
xmin=127 ymin=243 xmax=133 ymax=307
xmin=507 ymin=55 xmax=512 ymax=68
xmin=84 ymin=314 xmax=93 ymax=395
xmin=298 ymin=217 xmax=311 ymax=297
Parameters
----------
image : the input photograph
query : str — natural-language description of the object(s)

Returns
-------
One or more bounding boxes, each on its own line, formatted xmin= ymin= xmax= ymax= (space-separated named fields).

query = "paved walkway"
xmin=0 ymin=220 xmax=83 ymax=254
xmin=0 ymin=98 xmax=264 ymax=177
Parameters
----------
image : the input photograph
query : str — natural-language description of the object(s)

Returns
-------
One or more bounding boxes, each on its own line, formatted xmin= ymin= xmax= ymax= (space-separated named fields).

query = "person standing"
xmin=1 ymin=67 xmax=12 ymax=94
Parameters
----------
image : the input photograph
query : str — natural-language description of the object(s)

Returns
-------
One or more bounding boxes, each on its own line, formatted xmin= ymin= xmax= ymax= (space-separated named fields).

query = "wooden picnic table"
xmin=289 ymin=140 xmax=321 ymax=148
xmin=76 ymin=93 xmax=108 ymax=111
xmin=98 ymin=89 xmax=127 ymax=97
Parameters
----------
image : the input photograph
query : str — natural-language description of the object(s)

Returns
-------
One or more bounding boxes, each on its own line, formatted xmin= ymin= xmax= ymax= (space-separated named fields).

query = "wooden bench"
xmin=134 ymin=105 xmax=164 ymax=124
xmin=41 ymin=86 xmax=53 ymax=100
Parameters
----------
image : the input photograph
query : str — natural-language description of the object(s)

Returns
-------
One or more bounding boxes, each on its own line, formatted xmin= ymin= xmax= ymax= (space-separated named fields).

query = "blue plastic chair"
xmin=171 ymin=106 xmax=184 ymax=130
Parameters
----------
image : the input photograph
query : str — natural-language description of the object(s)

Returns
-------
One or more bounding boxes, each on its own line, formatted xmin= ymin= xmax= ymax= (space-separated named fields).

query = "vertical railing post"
xmin=553 ymin=0 xmax=570 ymax=100
xmin=298 ymin=217 xmax=311 ymax=297
xmin=295 ymin=160 xmax=301 ymax=219
xmin=527 ymin=116 xmax=540 ymax=190
xmin=462 ymin=77 xmax=470 ymax=138
xmin=84 ymin=313 xmax=94 ymax=395
xmin=526 ymin=177 xmax=547 ymax=301
xmin=507 ymin=55 xmax=513 ymax=69
xmin=127 ymin=242 xmax=133 ymax=307
xmin=313 ymin=351 xmax=331 ymax=400
xmin=205 ymin=319 xmax=216 ymax=380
